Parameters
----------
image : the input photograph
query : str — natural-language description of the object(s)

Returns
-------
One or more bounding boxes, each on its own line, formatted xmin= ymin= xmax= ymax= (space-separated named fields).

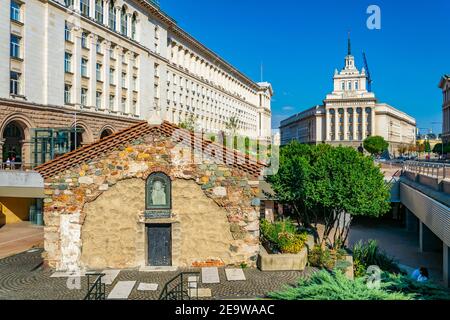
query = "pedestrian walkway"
xmin=0 ymin=249 xmax=311 ymax=300
xmin=349 ymin=218 xmax=443 ymax=283
xmin=0 ymin=222 xmax=43 ymax=259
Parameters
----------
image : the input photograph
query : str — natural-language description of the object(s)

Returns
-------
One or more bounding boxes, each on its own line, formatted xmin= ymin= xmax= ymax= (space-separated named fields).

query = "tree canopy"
xmin=267 ymin=141 xmax=391 ymax=248
xmin=363 ymin=136 xmax=389 ymax=156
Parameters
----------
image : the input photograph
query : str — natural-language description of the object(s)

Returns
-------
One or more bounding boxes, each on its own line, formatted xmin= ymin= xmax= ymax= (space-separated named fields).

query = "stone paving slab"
xmin=189 ymin=288 xmax=212 ymax=298
xmin=107 ymin=281 xmax=136 ymax=300
xmin=225 ymin=268 xmax=246 ymax=281
xmin=137 ymin=283 xmax=158 ymax=291
xmin=201 ymin=267 xmax=220 ymax=284
xmin=101 ymin=270 xmax=121 ymax=285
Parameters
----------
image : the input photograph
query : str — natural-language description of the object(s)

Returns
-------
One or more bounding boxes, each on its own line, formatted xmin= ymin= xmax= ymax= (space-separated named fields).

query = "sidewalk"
xmin=349 ymin=218 xmax=443 ymax=283
xmin=0 ymin=222 xmax=44 ymax=259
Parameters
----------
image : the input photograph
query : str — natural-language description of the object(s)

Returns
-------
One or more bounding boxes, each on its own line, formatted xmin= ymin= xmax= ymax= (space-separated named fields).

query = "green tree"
xmin=424 ymin=141 xmax=432 ymax=153
xmin=363 ymin=136 xmax=389 ymax=156
xmin=179 ymin=114 xmax=197 ymax=132
xmin=267 ymin=142 xmax=390 ymax=248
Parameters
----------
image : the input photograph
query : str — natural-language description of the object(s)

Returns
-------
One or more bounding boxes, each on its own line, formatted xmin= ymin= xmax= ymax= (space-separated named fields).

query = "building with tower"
xmin=280 ymin=37 xmax=416 ymax=154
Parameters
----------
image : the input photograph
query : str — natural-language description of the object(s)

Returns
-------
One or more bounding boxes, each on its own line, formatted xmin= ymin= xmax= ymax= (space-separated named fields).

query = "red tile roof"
xmin=35 ymin=121 xmax=265 ymax=179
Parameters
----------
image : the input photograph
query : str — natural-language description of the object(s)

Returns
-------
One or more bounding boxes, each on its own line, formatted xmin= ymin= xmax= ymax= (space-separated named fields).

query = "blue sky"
xmin=161 ymin=0 xmax=450 ymax=134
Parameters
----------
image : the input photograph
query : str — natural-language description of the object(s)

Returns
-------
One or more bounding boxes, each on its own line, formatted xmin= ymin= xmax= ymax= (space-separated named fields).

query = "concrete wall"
xmin=0 ymin=197 xmax=34 ymax=224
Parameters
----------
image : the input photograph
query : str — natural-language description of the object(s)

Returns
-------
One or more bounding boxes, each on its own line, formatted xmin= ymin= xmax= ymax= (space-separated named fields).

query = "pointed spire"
xmin=347 ymin=31 xmax=351 ymax=55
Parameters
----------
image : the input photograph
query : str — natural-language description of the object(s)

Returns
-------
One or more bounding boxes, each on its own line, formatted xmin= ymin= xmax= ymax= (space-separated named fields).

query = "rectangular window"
xmin=109 ymin=95 xmax=115 ymax=110
xmin=80 ymin=0 xmax=89 ymax=17
xmin=109 ymin=68 xmax=115 ymax=84
xmin=121 ymin=97 xmax=126 ymax=112
xmin=96 ymin=91 xmax=102 ymax=109
xmin=81 ymin=58 xmax=88 ymax=77
xmin=64 ymin=52 xmax=72 ymax=73
xmin=81 ymin=88 xmax=88 ymax=106
xmin=96 ymin=42 xmax=102 ymax=54
xmin=109 ymin=48 xmax=115 ymax=59
xmin=122 ymin=72 xmax=127 ymax=88
xmin=10 ymin=34 xmax=21 ymax=59
xmin=10 ymin=71 xmax=21 ymax=95
xmin=96 ymin=63 xmax=102 ymax=81
xmin=64 ymin=84 xmax=72 ymax=104
xmin=132 ymin=100 xmax=137 ymax=115
xmin=65 ymin=22 xmax=72 ymax=41
xmin=132 ymin=76 xmax=137 ymax=91
xmin=64 ymin=0 xmax=74 ymax=8
xmin=81 ymin=32 xmax=88 ymax=49
xmin=10 ymin=1 xmax=21 ymax=22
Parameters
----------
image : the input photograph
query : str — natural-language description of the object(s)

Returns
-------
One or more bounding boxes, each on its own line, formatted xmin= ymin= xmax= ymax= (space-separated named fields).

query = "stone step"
xmin=107 ymin=281 xmax=136 ymax=300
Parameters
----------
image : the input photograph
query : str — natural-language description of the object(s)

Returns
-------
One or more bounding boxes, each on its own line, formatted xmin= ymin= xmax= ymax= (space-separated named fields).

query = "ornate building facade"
xmin=280 ymin=40 xmax=416 ymax=154
xmin=0 ymin=0 xmax=272 ymax=167
xmin=439 ymin=75 xmax=450 ymax=144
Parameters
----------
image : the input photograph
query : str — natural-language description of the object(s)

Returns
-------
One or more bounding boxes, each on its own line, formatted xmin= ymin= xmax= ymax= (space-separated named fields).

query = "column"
xmin=371 ymin=107 xmax=376 ymax=136
xmin=334 ymin=109 xmax=339 ymax=141
xmin=444 ymin=245 xmax=450 ymax=288
xmin=419 ymin=222 xmax=442 ymax=253
xmin=89 ymin=0 xmax=95 ymax=18
xmin=115 ymin=6 xmax=121 ymax=34
xmin=126 ymin=13 xmax=132 ymax=38
xmin=353 ymin=108 xmax=357 ymax=140
xmin=343 ymin=108 xmax=349 ymax=140
xmin=88 ymin=34 xmax=98 ymax=108
xmin=114 ymin=47 xmax=122 ymax=113
xmin=126 ymin=52 xmax=133 ymax=114
xmin=362 ymin=108 xmax=367 ymax=139
xmin=325 ymin=108 xmax=330 ymax=141
xmin=74 ymin=0 xmax=81 ymax=11
xmin=0 ymin=139 xmax=3 ymax=165
xmin=104 ymin=0 xmax=110 ymax=27
xmin=102 ymin=40 xmax=110 ymax=110
xmin=72 ymin=28 xmax=82 ymax=106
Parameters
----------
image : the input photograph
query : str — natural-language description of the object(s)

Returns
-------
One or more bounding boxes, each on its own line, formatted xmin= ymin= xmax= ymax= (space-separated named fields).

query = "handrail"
xmin=159 ymin=272 xmax=200 ymax=300
xmin=84 ymin=273 xmax=106 ymax=300
xmin=0 ymin=162 xmax=35 ymax=171
xmin=403 ymin=161 xmax=450 ymax=180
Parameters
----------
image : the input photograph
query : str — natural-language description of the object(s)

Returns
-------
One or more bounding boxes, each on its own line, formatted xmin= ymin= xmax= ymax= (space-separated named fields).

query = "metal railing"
xmin=0 ymin=162 xmax=35 ymax=171
xmin=84 ymin=273 xmax=106 ymax=300
xmin=403 ymin=161 xmax=450 ymax=181
xmin=159 ymin=272 xmax=200 ymax=300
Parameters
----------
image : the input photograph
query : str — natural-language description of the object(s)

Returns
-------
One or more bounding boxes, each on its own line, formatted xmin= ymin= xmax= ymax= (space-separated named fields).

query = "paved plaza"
xmin=0 ymin=249 xmax=311 ymax=300
xmin=0 ymin=222 xmax=43 ymax=259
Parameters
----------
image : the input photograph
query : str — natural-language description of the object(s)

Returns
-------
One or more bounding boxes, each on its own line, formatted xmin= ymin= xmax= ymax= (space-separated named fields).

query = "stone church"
xmin=36 ymin=121 xmax=264 ymax=272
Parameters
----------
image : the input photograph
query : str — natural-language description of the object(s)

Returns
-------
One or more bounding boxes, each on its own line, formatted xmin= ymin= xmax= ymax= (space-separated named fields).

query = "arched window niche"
xmin=145 ymin=172 xmax=172 ymax=216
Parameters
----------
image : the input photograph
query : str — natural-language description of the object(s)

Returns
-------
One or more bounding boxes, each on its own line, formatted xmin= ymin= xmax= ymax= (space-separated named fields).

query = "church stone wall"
xmin=42 ymin=132 xmax=261 ymax=271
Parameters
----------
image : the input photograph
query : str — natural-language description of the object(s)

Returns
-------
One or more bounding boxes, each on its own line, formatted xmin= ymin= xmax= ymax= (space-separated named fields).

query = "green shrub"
xmin=308 ymin=246 xmax=347 ymax=270
xmin=352 ymin=240 xmax=400 ymax=276
xmin=268 ymin=270 xmax=413 ymax=300
xmin=383 ymin=273 xmax=450 ymax=300
xmin=260 ymin=219 xmax=307 ymax=254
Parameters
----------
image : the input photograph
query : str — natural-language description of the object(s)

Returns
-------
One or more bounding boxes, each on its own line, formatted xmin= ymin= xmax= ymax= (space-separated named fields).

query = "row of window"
xmin=64 ymin=84 xmax=136 ymax=114
xmin=341 ymin=80 xmax=360 ymax=91
xmin=10 ymin=1 xmax=23 ymax=96
xmin=64 ymin=0 xmax=138 ymax=40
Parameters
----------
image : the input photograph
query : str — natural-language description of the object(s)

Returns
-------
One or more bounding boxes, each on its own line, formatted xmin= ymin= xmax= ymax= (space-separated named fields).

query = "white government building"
xmin=280 ymin=39 xmax=416 ymax=154
xmin=1 ymin=0 xmax=272 ymax=166
xmin=439 ymin=75 xmax=450 ymax=145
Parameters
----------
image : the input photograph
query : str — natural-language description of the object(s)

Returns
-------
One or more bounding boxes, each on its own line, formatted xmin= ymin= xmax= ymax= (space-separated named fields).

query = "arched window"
xmin=146 ymin=173 xmax=171 ymax=210
xmin=120 ymin=6 xmax=128 ymax=36
xmin=355 ymin=81 xmax=359 ymax=90
xmin=131 ymin=13 xmax=137 ymax=40
xmin=109 ymin=1 xmax=116 ymax=30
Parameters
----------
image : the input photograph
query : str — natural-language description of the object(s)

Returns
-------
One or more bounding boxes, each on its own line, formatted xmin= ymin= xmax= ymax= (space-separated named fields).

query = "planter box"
xmin=257 ymin=245 xmax=308 ymax=272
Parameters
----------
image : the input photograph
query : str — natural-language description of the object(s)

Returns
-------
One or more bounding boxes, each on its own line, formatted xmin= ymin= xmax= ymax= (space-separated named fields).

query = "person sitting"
xmin=411 ymin=267 xmax=429 ymax=282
